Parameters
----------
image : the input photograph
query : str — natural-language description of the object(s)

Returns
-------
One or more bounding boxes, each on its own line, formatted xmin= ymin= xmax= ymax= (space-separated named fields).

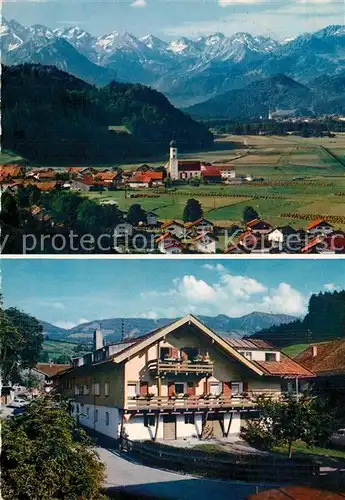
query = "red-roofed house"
xmin=160 ymin=220 xmax=185 ymax=238
xmin=185 ymin=218 xmax=214 ymax=236
xmin=156 ymin=233 xmax=183 ymax=253
xmin=306 ymin=219 xmax=334 ymax=236
xmin=128 ymin=171 xmax=163 ymax=188
xmin=189 ymin=232 xmax=217 ymax=253
xmin=53 ymin=315 xmax=313 ymax=442
xmin=201 ymin=166 xmax=221 ymax=183
xmin=214 ymin=164 xmax=236 ymax=181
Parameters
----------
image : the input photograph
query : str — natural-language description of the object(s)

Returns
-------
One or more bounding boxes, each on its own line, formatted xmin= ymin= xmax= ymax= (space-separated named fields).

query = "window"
xmin=144 ymin=414 xmax=155 ymax=427
xmin=231 ymin=382 xmax=243 ymax=395
xmin=174 ymin=383 xmax=185 ymax=395
xmin=75 ymin=384 xmax=80 ymax=395
xmin=185 ymin=414 xmax=195 ymax=425
xmin=239 ymin=351 xmax=252 ymax=360
xmin=160 ymin=347 xmax=171 ymax=360
xmin=181 ymin=347 xmax=198 ymax=361
xmin=105 ymin=412 xmax=110 ymax=426
xmin=83 ymin=384 xmax=89 ymax=395
xmin=209 ymin=382 xmax=222 ymax=395
xmin=94 ymin=409 xmax=98 ymax=422
xmin=127 ymin=383 xmax=138 ymax=398
xmin=265 ymin=352 xmax=277 ymax=362
xmin=93 ymin=382 xmax=100 ymax=395
xmin=105 ymin=382 xmax=110 ymax=396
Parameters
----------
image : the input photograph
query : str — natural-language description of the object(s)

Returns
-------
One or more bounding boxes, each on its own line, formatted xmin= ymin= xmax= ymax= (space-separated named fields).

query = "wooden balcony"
xmin=126 ymin=394 xmax=253 ymax=411
xmin=148 ymin=359 xmax=214 ymax=376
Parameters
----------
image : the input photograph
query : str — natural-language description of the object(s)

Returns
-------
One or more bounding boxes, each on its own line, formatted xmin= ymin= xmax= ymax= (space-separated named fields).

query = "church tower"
xmin=169 ymin=140 xmax=179 ymax=180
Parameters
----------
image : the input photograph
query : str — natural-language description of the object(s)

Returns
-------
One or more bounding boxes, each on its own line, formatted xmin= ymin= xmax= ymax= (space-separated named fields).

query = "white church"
xmin=165 ymin=140 xmax=202 ymax=181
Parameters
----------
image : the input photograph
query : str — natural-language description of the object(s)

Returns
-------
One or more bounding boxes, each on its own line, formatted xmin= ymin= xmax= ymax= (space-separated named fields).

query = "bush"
xmin=240 ymin=421 xmax=277 ymax=450
xmin=1 ymin=396 xmax=106 ymax=500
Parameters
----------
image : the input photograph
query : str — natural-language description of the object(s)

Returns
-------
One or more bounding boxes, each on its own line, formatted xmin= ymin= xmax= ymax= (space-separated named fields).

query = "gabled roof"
xmin=301 ymin=235 xmax=324 ymax=253
xmin=156 ymin=232 xmax=181 ymax=243
xmin=252 ymin=354 xmax=314 ymax=378
xmin=185 ymin=218 xmax=213 ymax=229
xmin=178 ymin=160 xmax=201 ymax=171
xmin=306 ymin=218 xmax=334 ymax=231
xmin=296 ymin=340 xmax=345 ymax=375
xmin=201 ymin=167 xmax=221 ymax=177
xmin=161 ymin=220 xmax=184 ymax=230
xmin=34 ymin=363 xmax=71 ymax=377
xmin=191 ymin=232 xmax=217 ymax=242
xmin=247 ymin=219 xmax=272 ymax=231
xmin=110 ymin=315 xmax=265 ymax=375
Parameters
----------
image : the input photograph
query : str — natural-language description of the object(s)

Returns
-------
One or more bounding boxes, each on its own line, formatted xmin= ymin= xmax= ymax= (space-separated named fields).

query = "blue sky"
xmin=2 ymin=258 xmax=345 ymax=329
xmin=3 ymin=0 xmax=344 ymax=40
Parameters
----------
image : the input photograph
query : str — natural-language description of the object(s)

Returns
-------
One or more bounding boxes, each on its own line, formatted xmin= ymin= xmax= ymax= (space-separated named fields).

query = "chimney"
xmin=312 ymin=345 xmax=317 ymax=358
xmin=93 ymin=329 xmax=104 ymax=351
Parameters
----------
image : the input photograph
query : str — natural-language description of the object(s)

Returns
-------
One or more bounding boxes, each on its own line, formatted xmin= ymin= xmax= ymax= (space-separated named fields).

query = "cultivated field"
xmin=88 ymin=134 xmax=345 ymax=232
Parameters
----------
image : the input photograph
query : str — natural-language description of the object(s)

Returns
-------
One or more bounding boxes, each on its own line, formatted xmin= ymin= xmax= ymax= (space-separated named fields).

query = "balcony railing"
xmin=148 ymin=359 xmax=214 ymax=375
xmin=126 ymin=394 xmax=252 ymax=411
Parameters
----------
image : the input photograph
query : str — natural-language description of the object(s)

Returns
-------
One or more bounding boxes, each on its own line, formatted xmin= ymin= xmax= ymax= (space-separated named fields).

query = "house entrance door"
xmin=163 ymin=414 xmax=176 ymax=440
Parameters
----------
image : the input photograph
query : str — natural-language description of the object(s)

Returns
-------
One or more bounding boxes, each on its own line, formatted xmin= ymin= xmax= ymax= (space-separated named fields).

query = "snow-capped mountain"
xmin=2 ymin=17 xmax=345 ymax=106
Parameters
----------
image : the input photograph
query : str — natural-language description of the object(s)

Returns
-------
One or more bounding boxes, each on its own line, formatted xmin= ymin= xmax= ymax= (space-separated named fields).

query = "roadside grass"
xmin=274 ymin=441 xmax=345 ymax=462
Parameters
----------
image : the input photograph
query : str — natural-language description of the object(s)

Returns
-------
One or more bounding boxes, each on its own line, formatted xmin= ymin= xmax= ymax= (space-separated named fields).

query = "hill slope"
xmin=186 ymin=73 xmax=345 ymax=119
xmin=2 ymin=64 xmax=213 ymax=164
xmin=42 ymin=312 xmax=297 ymax=343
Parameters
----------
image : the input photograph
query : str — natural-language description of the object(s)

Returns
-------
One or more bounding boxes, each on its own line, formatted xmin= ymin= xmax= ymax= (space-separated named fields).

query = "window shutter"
xmin=223 ymin=382 xmax=232 ymax=396
xmin=140 ymin=381 xmax=148 ymax=395
xmin=243 ymin=381 xmax=249 ymax=393
xmin=187 ymin=382 xmax=195 ymax=396
xmin=168 ymin=382 xmax=174 ymax=396
xmin=171 ymin=348 xmax=179 ymax=359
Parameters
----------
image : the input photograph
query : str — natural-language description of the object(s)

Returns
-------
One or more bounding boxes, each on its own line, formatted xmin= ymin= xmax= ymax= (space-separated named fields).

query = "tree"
xmin=0 ymin=305 xmax=44 ymax=389
xmin=1 ymin=396 xmax=106 ymax=499
xmin=241 ymin=394 xmax=338 ymax=458
xmin=243 ymin=206 xmax=259 ymax=224
xmin=183 ymin=198 xmax=203 ymax=222
xmin=21 ymin=371 xmax=41 ymax=393
xmin=127 ymin=204 xmax=146 ymax=225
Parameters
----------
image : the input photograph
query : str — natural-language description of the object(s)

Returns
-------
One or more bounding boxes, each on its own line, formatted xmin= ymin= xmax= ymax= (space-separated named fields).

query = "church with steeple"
xmin=165 ymin=140 xmax=201 ymax=181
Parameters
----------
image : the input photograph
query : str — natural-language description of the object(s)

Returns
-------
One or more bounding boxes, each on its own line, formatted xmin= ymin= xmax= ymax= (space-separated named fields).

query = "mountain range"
xmin=41 ymin=312 xmax=297 ymax=343
xmin=2 ymin=18 xmax=345 ymax=106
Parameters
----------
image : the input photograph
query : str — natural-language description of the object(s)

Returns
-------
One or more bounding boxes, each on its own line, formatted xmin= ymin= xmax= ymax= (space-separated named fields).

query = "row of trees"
xmin=253 ymin=289 xmax=345 ymax=347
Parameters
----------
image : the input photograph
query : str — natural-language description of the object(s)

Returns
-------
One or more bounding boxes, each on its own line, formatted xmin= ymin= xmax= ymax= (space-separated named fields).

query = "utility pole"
xmin=121 ymin=319 xmax=125 ymax=342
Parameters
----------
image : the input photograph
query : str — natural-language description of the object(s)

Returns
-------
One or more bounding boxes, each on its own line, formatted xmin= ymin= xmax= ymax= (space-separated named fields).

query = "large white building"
xmin=166 ymin=141 xmax=201 ymax=181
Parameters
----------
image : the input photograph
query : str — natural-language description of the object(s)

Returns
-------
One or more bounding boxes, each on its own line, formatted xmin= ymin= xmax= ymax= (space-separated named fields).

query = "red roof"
xmin=129 ymin=172 xmax=163 ymax=183
xmin=248 ymin=486 xmax=344 ymax=500
xmin=178 ymin=160 xmax=201 ymax=172
xmin=301 ymin=235 xmax=324 ymax=253
xmin=306 ymin=218 xmax=333 ymax=231
xmin=191 ymin=232 xmax=216 ymax=242
xmin=35 ymin=363 xmax=71 ymax=377
xmin=156 ymin=232 xmax=180 ymax=243
xmin=185 ymin=218 xmax=213 ymax=229
xmin=252 ymin=354 xmax=314 ymax=378
xmin=201 ymin=167 xmax=221 ymax=177
xmin=296 ymin=340 xmax=345 ymax=375
xmin=161 ymin=220 xmax=184 ymax=230
xmin=213 ymin=164 xmax=234 ymax=170
xmin=0 ymin=165 xmax=23 ymax=179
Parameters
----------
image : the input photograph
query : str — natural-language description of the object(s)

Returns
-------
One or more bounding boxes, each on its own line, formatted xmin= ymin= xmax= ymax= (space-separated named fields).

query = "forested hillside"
xmin=2 ymin=64 xmax=213 ymax=164
xmin=252 ymin=290 xmax=345 ymax=347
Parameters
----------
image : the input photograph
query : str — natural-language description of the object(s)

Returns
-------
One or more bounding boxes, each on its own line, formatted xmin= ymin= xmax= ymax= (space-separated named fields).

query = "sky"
xmin=2 ymin=258 xmax=345 ymax=329
xmin=2 ymin=0 xmax=345 ymax=40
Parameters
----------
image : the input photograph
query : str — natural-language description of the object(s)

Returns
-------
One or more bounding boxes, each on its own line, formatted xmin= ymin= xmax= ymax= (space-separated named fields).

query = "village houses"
xmin=52 ymin=315 xmax=313 ymax=442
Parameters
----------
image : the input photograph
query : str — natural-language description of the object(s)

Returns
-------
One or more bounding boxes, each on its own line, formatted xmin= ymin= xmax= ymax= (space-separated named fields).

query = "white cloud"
xmin=262 ymin=283 xmax=307 ymax=315
xmin=54 ymin=320 xmax=76 ymax=330
xmin=130 ymin=0 xmax=147 ymax=7
xmin=78 ymin=318 xmax=89 ymax=324
xmin=139 ymin=311 xmax=159 ymax=320
xmin=203 ymin=263 xmax=226 ymax=273
xmin=142 ymin=272 xmax=307 ymax=319
xmin=53 ymin=302 xmax=65 ymax=311
xmin=219 ymin=0 xmax=260 ymax=5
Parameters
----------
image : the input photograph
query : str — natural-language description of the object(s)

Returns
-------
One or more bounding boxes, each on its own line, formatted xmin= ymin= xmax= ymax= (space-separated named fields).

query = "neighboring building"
xmin=70 ymin=179 xmax=95 ymax=191
xmin=1 ymin=386 xmax=15 ymax=405
xmin=160 ymin=220 xmax=185 ymax=238
xmin=215 ymin=165 xmax=236 ymax=181
xmin=146 ymin=212 xmax=158 ymax=226
xmin=53 ymin=315 xmax=313 ymax=442
xmin=128 ymin=172 xmax=163 ymax=188
xmin=23 ymin=363 xmax=72 ymax=394
xmin=246 ymin=219 xmax=272 ymax=235
xmin=156 ymin=233 xmax=183 ymax=254
xmin=190 ymin=233 xmax=217 ymax=254
xmin=114 ymin=222 xmax=133 ymax=238
xmin=165 ymin=141 xmax=201 ymax=181
xmin=306 ymin=219 xmax=334 ymax=236
xmin=201 ymin=166 xmax=221 ymax=184
xmin=185 ymin=218 xmax=214 ymax=236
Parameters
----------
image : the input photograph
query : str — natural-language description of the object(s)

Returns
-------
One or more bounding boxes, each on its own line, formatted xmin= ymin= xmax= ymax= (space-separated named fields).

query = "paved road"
xmin=98 ymin=446 xmax=279 ymax=500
